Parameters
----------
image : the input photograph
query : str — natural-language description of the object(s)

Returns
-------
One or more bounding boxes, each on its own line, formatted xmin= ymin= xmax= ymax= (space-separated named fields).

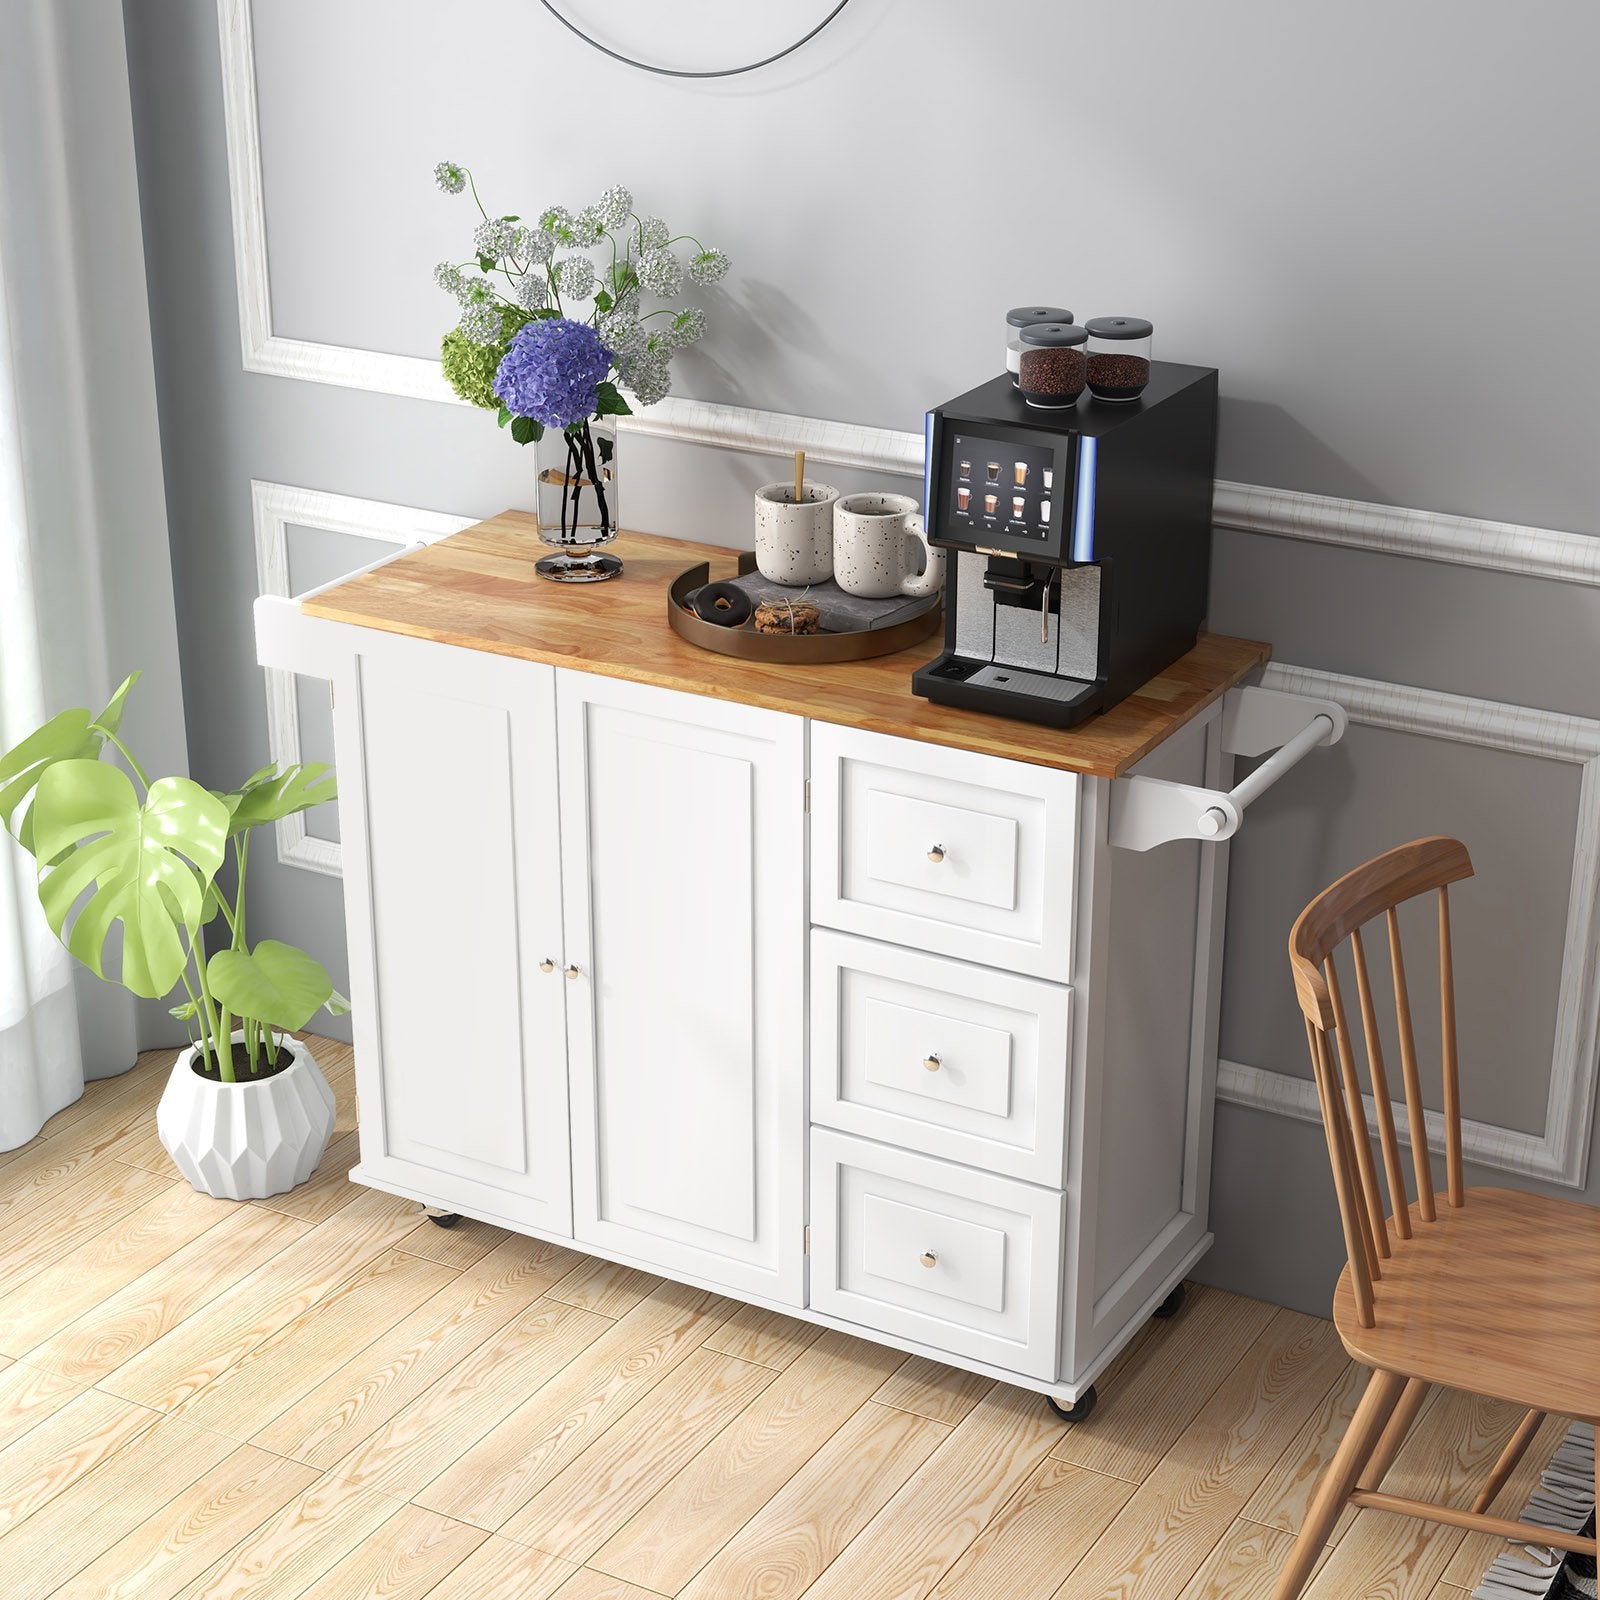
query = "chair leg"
xmin=1472 ymin=1409 xmax=1545 ymax=1515
xmin=1271 ymin=1369 xmax=1408 ymax=1600
xmin=1357 ymin=1378 xmax=1430 ymax=1491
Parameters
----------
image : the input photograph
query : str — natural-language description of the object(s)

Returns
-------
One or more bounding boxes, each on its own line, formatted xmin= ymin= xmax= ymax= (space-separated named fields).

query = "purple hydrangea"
xmin=493 ymin=318 xmax=614 ymax=430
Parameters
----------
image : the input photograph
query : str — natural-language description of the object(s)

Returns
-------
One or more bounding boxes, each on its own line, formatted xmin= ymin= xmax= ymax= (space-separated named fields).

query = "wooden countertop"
xmin=302 ymin=514 xmax=1269 ymax=779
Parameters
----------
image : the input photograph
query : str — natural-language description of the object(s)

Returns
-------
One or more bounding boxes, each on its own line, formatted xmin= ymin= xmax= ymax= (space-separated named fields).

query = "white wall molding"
xmin=1218 ymin=662 xmax=1600 ymax=1189
xmin=1211 ymin=481 xmax=1600 ymax=589
xmin=252 ymin=481 xmax=472 ymax=875
xmin=218 ymin=0 xmax=1600 ymax=578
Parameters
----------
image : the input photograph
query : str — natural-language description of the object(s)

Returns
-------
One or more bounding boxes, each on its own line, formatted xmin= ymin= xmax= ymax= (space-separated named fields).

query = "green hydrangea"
xmin=440 ymin=303 xmax=531 ymax=409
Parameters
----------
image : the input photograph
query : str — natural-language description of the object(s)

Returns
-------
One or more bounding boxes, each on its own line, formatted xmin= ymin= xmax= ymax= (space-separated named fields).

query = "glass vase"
xmin=533 ymin=416 xmax=622 ymax=581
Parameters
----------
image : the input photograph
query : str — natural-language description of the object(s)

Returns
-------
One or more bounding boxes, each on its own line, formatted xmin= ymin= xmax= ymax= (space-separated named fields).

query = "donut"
xmin=688 ymin=582 xmax=753 ymax=627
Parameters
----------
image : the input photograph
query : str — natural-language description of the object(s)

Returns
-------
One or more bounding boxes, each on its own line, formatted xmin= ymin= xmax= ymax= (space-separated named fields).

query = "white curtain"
xmin=0 ymin=0 xmax=189 ymax=1149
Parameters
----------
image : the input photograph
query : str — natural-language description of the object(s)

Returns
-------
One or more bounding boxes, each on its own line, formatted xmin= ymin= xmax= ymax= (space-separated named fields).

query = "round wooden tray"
xmin=667 ymin=554 xmax=943 ymax=663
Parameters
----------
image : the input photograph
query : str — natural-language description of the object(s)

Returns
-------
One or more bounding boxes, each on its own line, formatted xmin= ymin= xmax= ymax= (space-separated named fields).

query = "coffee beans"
xmin=1086 ymin=352 xmax=1150 ymax=401
xmin=1018 ymin=346 xmax=1087 ymax=404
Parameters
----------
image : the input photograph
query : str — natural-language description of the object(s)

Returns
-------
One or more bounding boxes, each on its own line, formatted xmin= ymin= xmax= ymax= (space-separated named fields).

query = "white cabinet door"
xmin=558 ymin=671 xmax=805 ymax=1305
xmin=337 ymin=631 xmax=571 ymax=1235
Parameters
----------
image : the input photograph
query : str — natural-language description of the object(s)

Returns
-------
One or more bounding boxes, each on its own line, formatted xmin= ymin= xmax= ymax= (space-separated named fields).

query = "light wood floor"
xmin=0 ymin=1038 xmax=1568 ymax=1600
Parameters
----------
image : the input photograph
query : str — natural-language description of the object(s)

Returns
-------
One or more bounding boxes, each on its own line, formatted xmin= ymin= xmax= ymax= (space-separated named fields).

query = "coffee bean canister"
xmin=1005 ymin=305 xmax=1073 ymax=387
xmin=1085 ymin=316 xmax=1154 ymax=403
xmin=1017 ymin=322 xmax=1089 ymax=408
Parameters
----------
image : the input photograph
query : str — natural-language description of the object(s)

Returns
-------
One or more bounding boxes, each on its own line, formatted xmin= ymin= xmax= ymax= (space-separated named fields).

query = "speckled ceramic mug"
xmin=754 ymin=482 xmax=838 ymax=586
xmin=832 ymin=493 xmax=945 ymax=600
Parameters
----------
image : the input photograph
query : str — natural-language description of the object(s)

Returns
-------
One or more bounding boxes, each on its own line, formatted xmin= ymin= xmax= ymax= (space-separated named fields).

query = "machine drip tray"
xmin=966 ymin=663 xmax=1098 ymax=706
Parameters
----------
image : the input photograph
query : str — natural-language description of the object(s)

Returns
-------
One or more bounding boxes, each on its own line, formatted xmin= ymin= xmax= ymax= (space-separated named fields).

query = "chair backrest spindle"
xmin=1324 ymin=957 xmax=1389 ymax=1262
xmin=1350 ymin=926 xmax=1412 ymax=1241
xmin=1438 ymin=885 xmax=1465 ymax=1208
xmin=1288 ymin=837 xmax=1475 ymax=1313
xmin=1386 ymin=905 xmax=1437 ymax=1223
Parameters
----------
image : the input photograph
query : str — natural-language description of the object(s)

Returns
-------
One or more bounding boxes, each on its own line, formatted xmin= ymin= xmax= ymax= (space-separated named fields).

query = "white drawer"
xmin=809 ymin=1128 xmax=1065 ymax=1381
xmin=810 ymin=724 xmax=1078 ymax=979
xmin=811 ymin=930 xmax=1071 ymax=1184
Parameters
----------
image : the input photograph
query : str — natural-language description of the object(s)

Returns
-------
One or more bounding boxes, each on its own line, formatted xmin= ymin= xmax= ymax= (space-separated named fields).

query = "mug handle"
xmin=898 ymin=514 xmax=945 ymax=599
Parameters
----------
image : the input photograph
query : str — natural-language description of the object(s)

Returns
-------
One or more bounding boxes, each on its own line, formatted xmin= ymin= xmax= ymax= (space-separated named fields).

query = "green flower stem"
xmin=178 ymin=966 xmax=211 ymax=1073
xmin=194 ymin=941 xmax=231 ymax=1083
xmin=100 ymin=730 xmax=150 ymax=791
xmin=466 ymin=167 xmax=488 ymax=220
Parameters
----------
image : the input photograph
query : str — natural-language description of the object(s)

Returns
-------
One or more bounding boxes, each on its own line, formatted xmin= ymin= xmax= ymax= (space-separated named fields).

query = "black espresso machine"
xmin=911 ymin=363 xmax=1218 ymax=728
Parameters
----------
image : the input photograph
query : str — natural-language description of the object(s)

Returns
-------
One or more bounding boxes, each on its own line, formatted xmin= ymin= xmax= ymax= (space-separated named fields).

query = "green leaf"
xmin=89 ymin=672 xmax=141 ymax=738
xmin=477 ymin=253 xmax=494 ymax=272
xmin=611 ymin=262 xmax=636 ymax=295
xmin=207 ymin=940 xmax=333 ymax=1031
xmin=497 ymin=405 xmax=512 ymax=428
xmin=325 ymin=988 xmax=351 ymax=1017
xmin=224 ymin=761 xmax=336 ymax=836
xmin=593 ymin=288 xmax=614 ymax=315
xmin=169 ymin=999 xmax=199 ymax=1021
xmin=594 ymin=381 xmax=632 ymax=419
xmin=510 ymin=415 xmax=543 ymax=446
xmin=501 ymin=213 xmax=520 ymax=222
xmin=33 ymin=764 xmax=228 ymax=998
xmin=0 ymin=708 xmax=102 ymax=843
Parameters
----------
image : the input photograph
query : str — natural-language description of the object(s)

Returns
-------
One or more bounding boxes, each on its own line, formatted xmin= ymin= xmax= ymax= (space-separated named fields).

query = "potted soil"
xmin=0 ymin=673 xmax=346 ymax=1199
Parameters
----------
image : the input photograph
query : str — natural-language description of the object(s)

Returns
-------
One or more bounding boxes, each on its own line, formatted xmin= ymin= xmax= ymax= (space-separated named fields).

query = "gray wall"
xmin=122 ymin=0 xmax=1600 ymax=1315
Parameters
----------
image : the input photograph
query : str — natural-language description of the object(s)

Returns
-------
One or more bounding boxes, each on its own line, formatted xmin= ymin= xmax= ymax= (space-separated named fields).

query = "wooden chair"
xmin=1274 ymin=836 xmax=1600 ymax=1600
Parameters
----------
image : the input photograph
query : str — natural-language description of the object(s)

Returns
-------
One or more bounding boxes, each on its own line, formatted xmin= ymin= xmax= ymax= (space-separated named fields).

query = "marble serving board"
xmin=720 ymin=569 xmax=939 ymax=632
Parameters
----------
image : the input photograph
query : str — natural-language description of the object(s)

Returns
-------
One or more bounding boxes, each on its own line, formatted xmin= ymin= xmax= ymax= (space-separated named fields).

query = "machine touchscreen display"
xmin=948 ymin=433 xmax=1059 ymax=546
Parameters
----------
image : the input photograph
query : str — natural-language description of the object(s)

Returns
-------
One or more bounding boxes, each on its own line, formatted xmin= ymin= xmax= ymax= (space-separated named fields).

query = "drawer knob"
xmin=926 ymin=844 xmax=946 ymax=864
xmin=564 ymin=964 xmax=581 ymax=980
xmin=922 ymin=1053 xmax=942 ymax=1073
xmin=919 ymin=1250 xmax=939 ymax=1268
xmin=539 ymin=959 xmax=556 ymax=973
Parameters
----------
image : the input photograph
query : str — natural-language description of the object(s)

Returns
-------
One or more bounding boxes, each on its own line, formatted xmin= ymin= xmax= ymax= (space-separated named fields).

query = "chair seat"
xmin=1333 ymin=1187 xmax=1600 ymax=1420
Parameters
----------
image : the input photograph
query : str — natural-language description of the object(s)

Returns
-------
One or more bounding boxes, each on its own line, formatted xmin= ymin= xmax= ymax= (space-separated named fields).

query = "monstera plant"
xmin=0 ymin=673 xmax=347 ymax=1197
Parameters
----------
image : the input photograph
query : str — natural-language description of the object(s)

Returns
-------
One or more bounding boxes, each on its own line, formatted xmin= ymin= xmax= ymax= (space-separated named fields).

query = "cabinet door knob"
xmin=539 ymin=959 xmax=556 ymax=973
xmin=919 ymin=1250 xmax=939 ymax=1268
xmin=564 ymin=964 xmax=581 ymax=980
xmin=922 ymin=1053 xmax=942 ymax=1073
xmin=926 ymin=844 xmax=946 ymax=863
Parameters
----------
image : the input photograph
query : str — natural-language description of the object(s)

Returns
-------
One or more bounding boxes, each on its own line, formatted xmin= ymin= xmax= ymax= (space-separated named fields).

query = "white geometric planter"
xmin=156 ymin=1032 xmax=336 ymax=1200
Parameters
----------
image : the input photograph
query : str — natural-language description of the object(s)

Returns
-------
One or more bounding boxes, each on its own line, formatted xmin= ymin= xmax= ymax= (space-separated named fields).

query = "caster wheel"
xmin=428 ymin=1212 xmax=461 ymax=1229
xmin=1153 ymin=1282 xmax=1187 ymax=1320
xmin=1047 ymin=1385 xmax=1097 ymax=1424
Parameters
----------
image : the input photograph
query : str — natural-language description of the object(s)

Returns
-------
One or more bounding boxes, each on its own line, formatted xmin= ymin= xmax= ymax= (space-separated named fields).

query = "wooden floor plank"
xmin=414 ymin=1280 xmax=731 ymax=1531
xmin=0 ymin=1355 xmax=82 ymax=1452
xmin=1241 ymin=1355 xmax=1365 ymax=1538
xmin=1048 ymin=1309 xmax=1352 ymax=1600
xmin=0 ymin=1412 xmax=236 ymax=1600
xmin=0 ymin=1052 xmax=168 ymax=1191
xmin=47 ymin=1443 xmax=318 ymax=1600
xmin=1052 ymin=1284 xmax=1279 ymax=1483
xmin=393 ymin=1211 xmax=514 ymax=1270
xmin=1171 ymin=1516 xmax=1301 ymax=1600
xmin=252 ymin=1233 xmax=573 ymax=1468
xmin=545 ymin=1256 xmax=658 ymax=1319
xmin=0 ymin=1386 xmax=160 ymax=1539
xmin=556 ymin=1571 xmax=673 ymax=1600
xmin=0 ymin=1183 xmax=233 ymax=1356
xmin=165 ymin=1467 xmax=407 ymax=1600
xmin=679 ymin=1399 xmax=951 ymax=1599
xmin=290 ymin=1502 xmax=489 ymax=1600
xmin=173 ymin=1247 xmax=461 ymax=1438
xmin=329 ymin=1299 xmax=614 ymax=1500
xmin=98 ymin=1186 xmax=421 ymax=1412
xmin=502 ymin=1346 xmax=777 ymax=1561
xmin=416 ymin=1533 xmax=576 ymax=1600
xmin=926 ymin=1458 xmax=1136 ymax=1600
xmin=22 ymin=1204 xmax=310 ymax=1385
xmin=874 ymin=1355 xmax=995 ymax=1428
xmin=701 ymin=1301 xmax=824 ymax=1370
xmin=587 ymin=1329 xmax=906 ymax=1594
xmin=0 ymin=1159 xmax=173 ymax=1290
xmin=796 ymin=1382 xmax=1064 ymax=1600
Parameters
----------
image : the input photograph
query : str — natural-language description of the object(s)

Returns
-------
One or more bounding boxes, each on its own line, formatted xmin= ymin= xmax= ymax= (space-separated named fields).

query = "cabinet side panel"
xmin=1091 ymin=718 xmax=1206 ymax=1301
